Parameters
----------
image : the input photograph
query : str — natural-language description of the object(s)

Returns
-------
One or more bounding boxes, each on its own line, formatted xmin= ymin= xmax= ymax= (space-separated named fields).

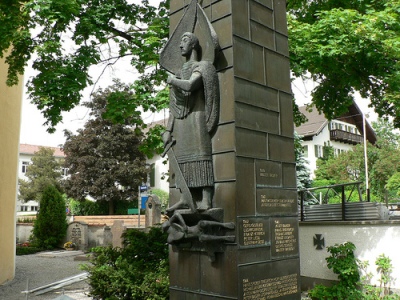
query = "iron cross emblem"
xmin=313 ymin=234 xmax=325 ymax=250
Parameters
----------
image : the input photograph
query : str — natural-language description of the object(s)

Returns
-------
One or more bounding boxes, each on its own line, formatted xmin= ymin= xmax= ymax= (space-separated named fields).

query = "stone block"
xmin=214 ymin=181 xmax=236 ymax=222
xmin=211 ymin=0 xmax=231 ymax=21
xmin=232 ymin=0 xmax=250 ymax=39
xmin=236 ymin=127 xmax=267 ymax=159
xmin=265 ymin=50 xmax=291 ymax=93
xmin=212 ymin=122 xmax=235 ymax=153
xmin=255 ymin=160 xmax=282 ymax=187
xmin=236 ymin=157 xmax=256 ymax=216
xmin=214 ymin=151 xmax=236 ymax=182
xmin=215 ymin=47 xmax=233 ymax=71
xmin=271 ymin=217 xmax=299 ymax=258
xmin=254 ymin=0 xmax=273 ymax=9
xmin=251 ymin=21 xmax=275 ymax=50
xmin=233 ymin=37 xmax=264 ymax=85
xmin=280 ymin=91 xmax=295 ymax=137
xmin=235 ymin=102 xmax=280 ymax=134
xmin=250 ymin=1 xmax=274 ymax=29
xmin=274 ymin=0 xmax=288 ymax=35
xmin=282 ymin=162 xmax=297 ymax=188
xmin=169 ymin=249 xmax=201 ymax=289
xmin=212 ymin=16 xmax=233 ymax=49
xmin=276 ymin=32 xmax=289 ymax=56
xmin=238 ymin=217 xmax=271 ymax=248
xmin=268 ymin=134 xmax=295 ymax=162
xmin=217 ymin=68 xmax=235 ymax=123
xmin=256 ymin=188 xmax=298 ymax=216
xmin=234 ymin=77 xmax=279 ymax=111
xmin=238 ymin=258 xmax=301 ymax=299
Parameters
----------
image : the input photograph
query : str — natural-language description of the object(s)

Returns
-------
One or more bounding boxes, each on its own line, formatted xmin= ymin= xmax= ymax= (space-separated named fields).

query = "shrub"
xmin=309 ymin=242 xmax=363 ymax=299
xmin=16 ymin=246 xmax=42 ymax=255
xmin=309 ymin=242 xmax=400 ymax=300
xmin=32 ymin=185 xmax=68 ymax=249
xmin=82 ymin=226 xmax=169 ymax=299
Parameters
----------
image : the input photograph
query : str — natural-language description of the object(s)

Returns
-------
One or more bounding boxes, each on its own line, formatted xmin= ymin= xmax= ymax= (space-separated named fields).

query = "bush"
xmin=32 ymin=185 xmax=68 ymax=249
xmin=309 ymin=242 xmax=363 ymax=299
xmin=82 ymin=226 xmax=169 ymax=299
xmin=16 ymin=246 xmax=42 ymax=255
xmin=68 ymin=198 xmax=136 ymax=215
xmin=309 ymin=242 xmax=400 ymax=300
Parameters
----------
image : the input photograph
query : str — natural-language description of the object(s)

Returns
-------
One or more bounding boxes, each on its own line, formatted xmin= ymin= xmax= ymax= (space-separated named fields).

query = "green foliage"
xmin=309 ymin=242 xmax=400 ymax=299
xmin=295 ymin=132 xmax=312 ymax=190
xmin=67 ymin=197 xmax=137 ymax=216
xmin=386 ymin=172 xmax=400 ymax=197
xmin=82 ymin=227 xmax=169 ymax=299
xmin=313 ymin=125 xmax=400 ymax=201
xmin=309 ymin=242 xmax=363 ymax=299
xmin=32 ymin=185 xmax=68 ymax=249
xmin=3 ymin=0 xmax=400 ymax=137
xmin=375 ymin=254 xmax=394 ymax=297
xmin=149 ymin=189 xmax=169 ymax=212
xmin=18 ymin=147 xmax=63 ymax=202
xmin=62 ymin=83 xmax=147 ymax=215
xmin=16 ymin=246 xmax=43 ymax=256
xmin=288 ymin=1 xmax=400 ymax=128
xmin=0 ymin=0 xmax=170 ymax=132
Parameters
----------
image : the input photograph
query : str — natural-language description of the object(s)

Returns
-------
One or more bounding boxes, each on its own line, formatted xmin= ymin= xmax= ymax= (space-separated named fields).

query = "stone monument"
xmin=161 ymin=1 xmax=300 ymax=299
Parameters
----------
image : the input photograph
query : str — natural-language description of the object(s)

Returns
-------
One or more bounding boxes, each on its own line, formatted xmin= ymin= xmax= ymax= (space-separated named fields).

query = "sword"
xmin=162 ymin=139 xmax=196 ymax=213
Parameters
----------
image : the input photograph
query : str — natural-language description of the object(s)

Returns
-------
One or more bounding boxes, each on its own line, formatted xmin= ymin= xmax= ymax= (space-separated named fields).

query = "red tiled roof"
xmin=19 ymin=144 xmax=65 ymax=157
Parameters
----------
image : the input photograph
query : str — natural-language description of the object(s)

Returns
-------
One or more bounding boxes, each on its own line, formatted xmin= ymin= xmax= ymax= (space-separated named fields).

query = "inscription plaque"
xmin=271 ymin=217 xmax=298 ymax=258
xmin=257 ymin=188 xmax=297 ymax=215
xmin=239 ymin=258 xmax=301 ymax=300
xmin=239 ymin=218 xmax=270 ymax=248
xmin=256 ymin=160 xmax=282 ymax=187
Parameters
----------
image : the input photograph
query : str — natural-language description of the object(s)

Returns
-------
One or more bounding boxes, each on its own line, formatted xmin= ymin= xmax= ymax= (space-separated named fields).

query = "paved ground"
xmin=0 ymin=251 xmax=91 ymax=300
xmin=1 ymin=250 xmax=312 ymax=300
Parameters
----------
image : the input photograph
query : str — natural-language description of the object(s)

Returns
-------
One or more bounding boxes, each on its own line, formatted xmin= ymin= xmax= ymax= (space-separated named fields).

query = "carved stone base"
xmin=162 ymin=208 xmax=235 ymax=262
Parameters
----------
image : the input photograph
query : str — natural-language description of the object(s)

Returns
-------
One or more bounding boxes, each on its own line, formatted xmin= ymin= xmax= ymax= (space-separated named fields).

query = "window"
xmin=21 ymin=161 xmax=30 ymax=173
xmin=314 ymin=145 xmax=324 ymax=158
xmin=62 ymin=168 xmax=69 ymax=176
xmin=30 ymin=206 xmax=38 ymax=212
xmin=302 ymin=145 xmax=308 ymax=157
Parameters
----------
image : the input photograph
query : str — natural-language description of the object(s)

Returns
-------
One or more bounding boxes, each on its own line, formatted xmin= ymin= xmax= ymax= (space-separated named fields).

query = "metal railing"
xmin=298 ymin=181 xmax=380 ymax=221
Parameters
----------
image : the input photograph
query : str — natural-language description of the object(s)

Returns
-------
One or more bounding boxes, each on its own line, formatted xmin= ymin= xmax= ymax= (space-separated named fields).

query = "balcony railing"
xmin=330 ymin=129 xmax=363 ymax=144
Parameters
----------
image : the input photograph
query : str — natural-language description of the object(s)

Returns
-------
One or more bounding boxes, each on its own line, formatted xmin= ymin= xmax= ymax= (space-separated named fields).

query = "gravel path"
xmin=0 ymin=251 xmax=91 ymax=300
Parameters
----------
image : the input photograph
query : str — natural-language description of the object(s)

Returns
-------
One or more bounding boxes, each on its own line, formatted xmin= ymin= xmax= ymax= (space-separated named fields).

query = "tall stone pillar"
xmin=167 ymin=1 xmax=300 ymax=299
xmin=0 ymin=56 xmax=23 ymax=285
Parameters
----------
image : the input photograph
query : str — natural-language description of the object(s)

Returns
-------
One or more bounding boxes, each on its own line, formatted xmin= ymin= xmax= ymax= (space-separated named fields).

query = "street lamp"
xmin=363 ymin=112 xmax=370 ymax=202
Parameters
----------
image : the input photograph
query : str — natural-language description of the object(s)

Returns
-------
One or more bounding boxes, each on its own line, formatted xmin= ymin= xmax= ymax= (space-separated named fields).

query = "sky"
xmin=19 ymin=73 xmax=377 ymax=148
xmin=19 ymin=56 xmax=167 ymax=148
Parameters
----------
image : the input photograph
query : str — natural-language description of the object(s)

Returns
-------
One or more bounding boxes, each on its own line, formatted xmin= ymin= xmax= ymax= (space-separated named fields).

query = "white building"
xmin=295 ymin=102 xmax=377 ymax=178
xmin=145 ymin=119 xmax=170 ymax=193
xmin=17 ymin=144 xmax=65 ymax=213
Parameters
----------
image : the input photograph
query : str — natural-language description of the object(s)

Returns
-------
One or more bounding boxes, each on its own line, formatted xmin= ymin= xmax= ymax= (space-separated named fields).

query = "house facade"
xmin=17 ymin=144 xmax=65 ymax=213
xmin=295 ymin=103 xmax=377 ymax=178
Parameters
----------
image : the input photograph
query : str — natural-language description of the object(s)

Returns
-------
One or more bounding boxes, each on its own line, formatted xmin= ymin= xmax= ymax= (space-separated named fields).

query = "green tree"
xmin=19 ymin=147 xmax=63 ymax=202
xmin=294 ymin=132 xmax=312 ymax=190
xmin=32 ymin=185 xmax=68 ymax=249
xmin=62 ymin=83 xmax=148 ymax=215
xmin=2 ymin=0 xmax=400 ymax=131
xmin=288 ymin=0 xmax=400 ymax=127
xmin=0 ymin=0 xmax=169 ymax=132
xmin=386 ymin=172 xmax=400 ymax=198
